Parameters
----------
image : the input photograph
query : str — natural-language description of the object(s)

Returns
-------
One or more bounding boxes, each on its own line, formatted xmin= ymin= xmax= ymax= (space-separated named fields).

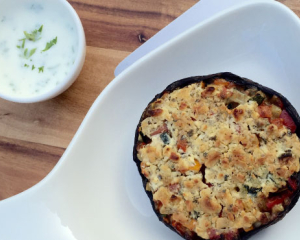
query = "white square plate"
xmin=1 ymin=1 xmax=300 ymax=239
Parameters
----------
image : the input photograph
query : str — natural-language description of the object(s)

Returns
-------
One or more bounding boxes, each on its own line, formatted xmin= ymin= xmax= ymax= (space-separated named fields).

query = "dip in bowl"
xmin=0 ymin=0 xmax=86 ymax=103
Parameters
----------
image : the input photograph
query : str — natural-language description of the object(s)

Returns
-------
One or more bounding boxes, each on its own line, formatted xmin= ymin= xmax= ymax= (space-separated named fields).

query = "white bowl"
xmin=0 ymin=1 xmax=300 ymax=239
xmin=0 ymin=0 xmax=86 ymax=103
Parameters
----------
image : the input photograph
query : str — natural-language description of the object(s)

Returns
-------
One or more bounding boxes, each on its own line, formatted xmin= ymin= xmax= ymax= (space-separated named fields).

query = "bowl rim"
xmin=0 ymin=0 xmax=86 ymax=103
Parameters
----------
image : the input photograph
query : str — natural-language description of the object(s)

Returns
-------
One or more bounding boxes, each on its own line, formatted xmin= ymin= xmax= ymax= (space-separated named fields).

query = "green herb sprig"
xmin=18 ymin=25 xmax=58 ymax=72
xmin=38 ymin=66 xmax=44 ymax=73
xmin=23 ymin=48 xmax=37 ymax=59
xmin=17 ymin=38 xmax=26 ymax=49
xmin=42 ymin=37 xmax=57 ymax=52
xmin=24 ymin=25 xmax=43 ymax=42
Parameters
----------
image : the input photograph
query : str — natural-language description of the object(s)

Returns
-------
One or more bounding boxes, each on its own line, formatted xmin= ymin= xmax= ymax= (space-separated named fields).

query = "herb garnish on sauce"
xmin=17 ymin=38 xmax=26 ymax=49
xmin=24 ymin=48 xmax=37 ymax=59
xmin=42 ymin=37 xmax=57 ymax=52
xmin=17 ymin=25 xmax=58 ymax=71
xmin=24 ymin=25 xmax=43 ymax=41
xmin=38 ymin=66 xmax=44 ymax=73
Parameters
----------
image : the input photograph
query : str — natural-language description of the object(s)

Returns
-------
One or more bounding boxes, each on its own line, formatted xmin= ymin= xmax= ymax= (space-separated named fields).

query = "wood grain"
xmin=70 ymin=0 xmax=198 ymax=52
xmin=0 ymin=0 xmax=298 ymax=201
xmin=0 ymin=136 xmax=64 ymax=199
xmin=279 ymin=0 xmax=300 ymax=16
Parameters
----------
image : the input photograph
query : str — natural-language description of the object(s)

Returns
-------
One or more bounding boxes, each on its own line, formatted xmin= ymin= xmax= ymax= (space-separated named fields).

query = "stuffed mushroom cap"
xmin=133 ymin=73 xmax=300 ymax=240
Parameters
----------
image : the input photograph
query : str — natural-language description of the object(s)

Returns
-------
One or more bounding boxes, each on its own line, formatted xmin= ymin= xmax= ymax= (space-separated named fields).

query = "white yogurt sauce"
xmin=0 ymin=0 xmax=78 ymax=98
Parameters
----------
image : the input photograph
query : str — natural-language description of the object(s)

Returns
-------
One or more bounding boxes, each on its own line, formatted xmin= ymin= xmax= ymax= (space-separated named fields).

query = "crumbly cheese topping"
xmin=136 ymin=79 xmax=300 ymax=239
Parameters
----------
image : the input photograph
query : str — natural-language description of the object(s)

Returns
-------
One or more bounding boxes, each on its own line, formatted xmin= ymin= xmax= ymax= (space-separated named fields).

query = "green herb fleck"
xmin=24 ymin=31 xmax=37 ymax=41
xmin=42 ymin=37 xmax=57 ymax=52
xmin=32 ymin=65 xmax=35 ymax=70
xmin=267 ymin=173 xmax=276 ymax=183
xmin=23 ymin=25 xmax=43 ymax=41
xmin=23 ymin=48 xmax=37 ymax=59
xmin=160 ymin=132 xmax=170 ymax=145
xmin=21 ymin=39 xmax=25 ymax=48
xmin=17 ymin=38 xmax=26 ymax=49
xmin=38 ymin=66 xmax=44 ymax=73
xmin=24 ymin=64 xmax=29 ymax=68
xmin=249 ymin=94 xmax=264 ymax=105
xmin=38 ymin=25 xmax=43 ymax=33
xmin=244 ymin=185 xmax=262 ymax=195
xmin=29 ymin=48 xmax=37 ymax=58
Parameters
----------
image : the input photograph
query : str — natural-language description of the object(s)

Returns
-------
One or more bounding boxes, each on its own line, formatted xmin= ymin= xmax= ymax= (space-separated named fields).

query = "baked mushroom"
xmin=133 ymin=73 xmax=300 ymax=240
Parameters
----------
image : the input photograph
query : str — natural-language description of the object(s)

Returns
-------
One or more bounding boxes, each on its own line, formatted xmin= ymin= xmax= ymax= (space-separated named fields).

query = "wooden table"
xmin=0 ymin=0 xmax=298 ymax=200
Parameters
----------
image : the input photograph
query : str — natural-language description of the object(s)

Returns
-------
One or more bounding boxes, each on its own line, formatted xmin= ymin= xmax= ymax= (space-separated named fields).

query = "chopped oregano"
xmin=32 ymin=65 xmax=35 ymax=70
xmin=23 ymin=25 xmax=43 ymax=41
xmin=42 ymin=37 xmax=57 ymax=52
xmin=38 ymin=66 xmax=44 ymax=73
xmin=24 ymin=64 xmax=29 ymax=68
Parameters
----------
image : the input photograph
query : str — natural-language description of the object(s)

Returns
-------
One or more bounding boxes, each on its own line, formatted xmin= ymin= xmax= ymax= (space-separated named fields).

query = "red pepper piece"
xmin=266 ymin=196 xmax=285 ymax=210
xmin=271 ymin=118 xmax=284 ymax=129
xmin=258 ymin=104 xmax=272 ymax=119
xmin=280 ymin=110 xmax=297 ymax=133
xmin=266 ymin=191 xmax=292 ymax=210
